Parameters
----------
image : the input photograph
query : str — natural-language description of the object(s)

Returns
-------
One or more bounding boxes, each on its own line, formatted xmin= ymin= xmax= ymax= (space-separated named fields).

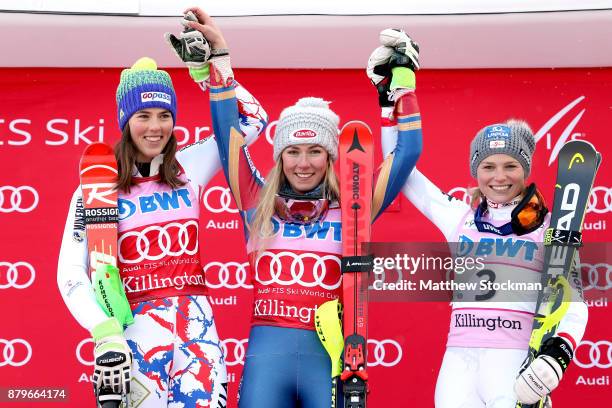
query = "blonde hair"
xmin=249 ymin=159 xmax=340 ymax=251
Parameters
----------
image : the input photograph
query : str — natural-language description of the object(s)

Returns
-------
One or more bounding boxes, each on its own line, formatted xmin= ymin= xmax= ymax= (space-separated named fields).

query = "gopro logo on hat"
xmin=484 ymin=125 xmax=510 ymax=140
xmin=292 ymin=129 xmax=317 ymax=139
xmin=141 ymin=92 xmax=172 ymax=104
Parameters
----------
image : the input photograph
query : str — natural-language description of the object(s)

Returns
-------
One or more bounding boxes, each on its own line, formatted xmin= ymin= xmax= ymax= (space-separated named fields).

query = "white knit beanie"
xmin=273 ymin=97 xmax=340 ymax=161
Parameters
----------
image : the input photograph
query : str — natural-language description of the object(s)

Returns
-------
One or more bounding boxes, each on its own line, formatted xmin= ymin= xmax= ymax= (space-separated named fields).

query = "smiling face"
xmin=476 ymin=154 xmax=526 ymax=204
xmin=281 ymin=144 xmax=329 ymax=193
xmin=127 ymin=108 xmax=174 ymax=163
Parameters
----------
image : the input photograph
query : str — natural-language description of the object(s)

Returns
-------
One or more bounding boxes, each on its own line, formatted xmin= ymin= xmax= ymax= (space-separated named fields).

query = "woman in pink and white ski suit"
xmin=374 ymin=33 xmax=588 ymax=408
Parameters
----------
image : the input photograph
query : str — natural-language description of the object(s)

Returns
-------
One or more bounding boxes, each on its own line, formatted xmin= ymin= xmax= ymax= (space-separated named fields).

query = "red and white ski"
xmin=339 ymin=121 xmax=374 ymax=408
xmin=79 ymin=142 xmax=119 ymax=277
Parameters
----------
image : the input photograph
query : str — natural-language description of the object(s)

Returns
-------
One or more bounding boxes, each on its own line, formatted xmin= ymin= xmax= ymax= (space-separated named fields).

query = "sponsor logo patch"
xmin=292 ymin=129 xmax=317 ymax=139
xmin=141 ymin=92 xmax=171 ymax=104
xmin=490 ymin=140 xmax=506 ymax=149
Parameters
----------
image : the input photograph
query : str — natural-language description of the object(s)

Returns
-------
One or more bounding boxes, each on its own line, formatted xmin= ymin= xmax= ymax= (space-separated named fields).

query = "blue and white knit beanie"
xmin=116 ymin=57 xmax=177 ymax=131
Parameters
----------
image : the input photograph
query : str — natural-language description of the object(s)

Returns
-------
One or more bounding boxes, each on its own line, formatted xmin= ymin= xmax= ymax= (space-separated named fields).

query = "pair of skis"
xmin=316 ymin=121 xmax=374 ymax=408
xmin=516 ymin=140 xmax=601 ymax=408
xmin=79 ymin=143 xmax=130 ymax=408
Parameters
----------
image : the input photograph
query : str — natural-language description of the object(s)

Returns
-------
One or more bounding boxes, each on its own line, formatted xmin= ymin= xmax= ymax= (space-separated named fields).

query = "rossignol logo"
xmin=84 ymin=207 xmax=119 ymax=224
xmin=141 ymin=92 xmax=171 ymax=104
xmin=292 ymin=129 xmax=317 ymax=139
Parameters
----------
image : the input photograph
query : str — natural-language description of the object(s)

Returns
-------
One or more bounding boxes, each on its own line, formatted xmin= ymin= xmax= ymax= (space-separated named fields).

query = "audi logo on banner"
xmin=255 ymin=251 xmax=342 ymax=290
xmin=205 ymin=261 xmax=253 ymax=289
xmin=447 ymin=187 xmax=472 ymax=205
xmin=203 ymin=186 xmax=238 ymax=214
xmin=0 ymin=261 xmax=35 ymax=289
xmin=221 ymin=338 xmax=249 ymax=367
xmin=367 ymin=338 xmax=403 ymax=367
xmin=574 ymin=340 xmax=612 ymax=369
xmin=0 ymin=186 xmax=39 ymax=213
xmin=221 ymin=338 xmax=402 ymax=367
xmin=118 ymin=221 xmax=198 ymax=264
xmin=587 ymin=187 xmax=611 ymax=214
xmin=579 ymin=263 xmax=612 ymax=291
xmin=0 ymin=338 xmax=32 ymax=367
xmin=76 ymin=338 xmax=94 ymax=366
xmin=265 ymin=120 xmax=278 ymax=145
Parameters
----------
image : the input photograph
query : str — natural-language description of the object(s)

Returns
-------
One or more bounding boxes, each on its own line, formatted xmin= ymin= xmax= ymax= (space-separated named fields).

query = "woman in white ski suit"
xmin=374 ymin=35 xmax=588 ymax=408
xmin=57 ymin=56 xmax=267 ymax=407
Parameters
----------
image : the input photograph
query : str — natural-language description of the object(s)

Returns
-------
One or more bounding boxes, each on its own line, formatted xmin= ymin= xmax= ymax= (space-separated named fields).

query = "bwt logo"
xmin=534 ymin=96 xmax=587 ymax=166
xmin=0 ymin=186 xmax=39 ymax=213
xmin=140 ymin=92 xmax=171 ymax=104
xmin=0 ymin=261 xmax=35 ymax=289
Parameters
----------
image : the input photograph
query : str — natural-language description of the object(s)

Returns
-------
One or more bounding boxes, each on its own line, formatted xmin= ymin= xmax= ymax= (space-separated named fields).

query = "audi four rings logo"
xmin=76 ymin=338 xmax=95 ymax=366
xmin=0 ymin=262 xmax=35 ymax=289
xmin=205 ymin=261 xmax=253 ymax=289
xmin=367 ymin=339 xmax=403 ymax=367
xmin=221 ymin=338 xmax=402 ymax=367
xmin=203 ymin=186 xmax=238 ymax=214
xmin=255 ymin=251 xmax=342 ymax=290
xmin=118 ymin=221 xmax=198 ymax=264
xmin=221 ymin=338 xmax=249 ymax=367
xmin=0 ymin=339 xmax=32 ymax=367
xmin=579 ymin=263 xmax=612 ymax=291
xmin=0 ymin=186 xmax=39 ymax=213
xmin=574 ymin=340 xmax=612 ymax=369
xmin=587 ymin=187 xmax=611 ymax=214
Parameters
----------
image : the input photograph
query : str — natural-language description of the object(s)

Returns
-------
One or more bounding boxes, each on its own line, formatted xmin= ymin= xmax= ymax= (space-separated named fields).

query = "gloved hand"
xmin=379 ymin=28 xmax=420 ymax=71
xmin=91 ymin=317 xmax=132 ymax=407
xmin=366 ymin=29 xmax=420 ymax=107
xmin=514 ymin=336 xmax=573 ymax=404
xmin=164 ymin=11 xmax=212 ymax=84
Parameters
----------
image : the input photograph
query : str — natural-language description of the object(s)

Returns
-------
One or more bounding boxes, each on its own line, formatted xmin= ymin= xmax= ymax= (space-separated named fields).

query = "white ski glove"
xmin=366 ymin=29 xmax=419 ymax=110
xmin=514 ymin=337 xmax=573 ymax=404
xmin=379 ymin=28 xmax=420 ymax=71
xmin=92 ymin=317 xmax=132 ymax=407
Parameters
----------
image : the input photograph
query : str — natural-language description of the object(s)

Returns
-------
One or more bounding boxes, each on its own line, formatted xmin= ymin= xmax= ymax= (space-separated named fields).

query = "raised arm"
xmin=373 ymin=29 xmax=468 ymax=238
xmin=367 ymin=29 xmax=423 ymax=221
xmin=166 ymin=8 xmax=267 ymax=195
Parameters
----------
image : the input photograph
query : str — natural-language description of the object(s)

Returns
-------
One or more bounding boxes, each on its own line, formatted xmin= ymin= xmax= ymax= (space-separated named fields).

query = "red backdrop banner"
xmin=0 ymin=67 xmax=610 ymax=407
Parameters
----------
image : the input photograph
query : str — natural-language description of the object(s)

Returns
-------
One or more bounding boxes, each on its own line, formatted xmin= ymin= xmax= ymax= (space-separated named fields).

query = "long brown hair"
xmin=114 ymin=126 xmax=185 ymax=193
xmin=249 ymin=158 xmax=340 ymax=251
